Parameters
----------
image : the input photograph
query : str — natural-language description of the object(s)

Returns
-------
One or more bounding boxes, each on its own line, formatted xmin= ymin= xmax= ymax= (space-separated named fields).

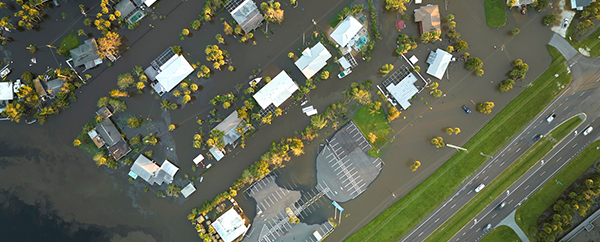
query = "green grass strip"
xmin=425 ymin=115 xmax=582 ymax=242
xmin=481 ymin=225 xmax=523 ymax=242
xmin=484 ymin=0 xmax=507 ymax=28
xmin=516 ymin=139 xmax=600 ymax=240
xmin=352 ymin=105 xmax=392 ymax=155
xmin=345 ymin=45 xmax=569 ymax=242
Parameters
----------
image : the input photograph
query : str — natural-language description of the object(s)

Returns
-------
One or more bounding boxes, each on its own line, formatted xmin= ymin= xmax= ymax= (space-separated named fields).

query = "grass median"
xmin=481 ymin=225 xmax=522 ymax=242
xmin=353 ymin=105 xmax=392 ymax=158
xmin=484 ymin=0 xmax=507 ymax=28
xmin=345 ymin=45 xmax=570 ymax=242
xmin=515 ymin=139 xmax=600 ymax=240
xmin=425 ymin=115 xmax=582 ymax=242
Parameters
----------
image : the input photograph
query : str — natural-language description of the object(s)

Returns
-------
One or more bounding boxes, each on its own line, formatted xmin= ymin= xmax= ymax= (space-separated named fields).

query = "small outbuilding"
xmin=181 ymin=182 xmax=196 ymax=198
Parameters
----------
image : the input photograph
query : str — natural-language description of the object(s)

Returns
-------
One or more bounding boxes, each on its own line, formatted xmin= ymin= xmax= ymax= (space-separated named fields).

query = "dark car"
xmin=497 ymin=202 xmax=506 ymax=210
xmin=462 ymin=105 xmax=471 ymax=114
xmin=521 ymin=4 xmax=527 ymax=14
xmin=483 ymin=224 xmax=492 ymax=232
xmin=534 ymin=134 xmax=544 ymax=142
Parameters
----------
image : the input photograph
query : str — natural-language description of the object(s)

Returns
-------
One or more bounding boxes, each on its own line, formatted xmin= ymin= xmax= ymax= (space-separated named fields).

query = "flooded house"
xmin=145 ymin=47 xmax=194 ymax=96
xmin=294 ymin=42 xmax=332 ymax=79
xmin=128 ymin=154 xmax=179 ymax=185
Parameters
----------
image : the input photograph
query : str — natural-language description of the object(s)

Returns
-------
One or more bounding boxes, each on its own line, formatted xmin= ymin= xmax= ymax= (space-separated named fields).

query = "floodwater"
xmin=0 ymin=0 xmax=561 ymax=241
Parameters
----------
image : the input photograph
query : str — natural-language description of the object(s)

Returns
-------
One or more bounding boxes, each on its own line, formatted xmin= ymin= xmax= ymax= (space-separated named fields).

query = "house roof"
xmin=130 ymin=154 xmax=159 ymax=183
xmin=46 ymin=79 xmax=65 ymax=97
xmin=87 ymin=129 xmax=105 ymax=148
xmin=96 ymin=106 xmax=113 ymax=119
xmin=386 ymin=72 xmax=419 ymax=110
xmin=230 ymin=0 xmax=264 ymax=33
xmin=149 ymin=159 xmax=179 ymax=185
xmin=212 ymin=208 xmax=248 ymax=242
xmin=115 ymin=0 xmax=137 ymax=18
xmin=210 ymin=146 xmax=225 ymax=161
xmin=294 ymin=42 xmax=332 ymax=79
xmin=70 ymin=38 xmax=101 ymax=68
xmin=152 ymin=54 xmax=194 ymax=95
xmin=414 ymin=5 xmax=441 ymax=34
xmin=108 ymin=139 xmax=131 ymax=161
xmin=181 ymin=183 xmax=196 ymax=198
xmin=253 ymin=71 xmax=299 ymax=109
xmin=144 ymin=0 xmax=157 ymax=7
xmin=214 ymin=110 xmax=248 ymax=145
xmin=570 ymin=0 xmax=594 ymax=9
xmin=95 ymin=119 xmax=122 ymax=147
xmin=33 ymin=78 xmax=48 ymax=97
xmin=0 ymin=82 xmax=13 ymax=100
xmin=426 ymin=48 xmax=452 ymax=80
xmin=330 ymin=15 xmax=364 ymax=47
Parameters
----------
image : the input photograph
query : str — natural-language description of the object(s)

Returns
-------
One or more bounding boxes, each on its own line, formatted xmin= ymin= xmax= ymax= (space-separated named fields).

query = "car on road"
xmin=534 ymin=134 xmax=544 ymax=142
xmin=462 ymin=105 xmax=471 ymax=114
xmin=483 ymin=224 xmax=492 ymax=232
xmin=475 ymin=184 xmax=485 ymax=193
xmin=546 ymin=113 xmax=556 ymax=123
xmin=584 ymin=126 xmax=594 ymax=136
xmin=497 ymin=202 xmax=506 ymax=210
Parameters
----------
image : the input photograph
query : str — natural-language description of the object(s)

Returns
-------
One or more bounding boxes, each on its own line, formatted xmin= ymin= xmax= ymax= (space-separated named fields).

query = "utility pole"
xmin=446 ymin=143 xmax=468 ymax=152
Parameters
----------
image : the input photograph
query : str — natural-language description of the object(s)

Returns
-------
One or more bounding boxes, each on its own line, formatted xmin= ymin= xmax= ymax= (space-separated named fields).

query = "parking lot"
xmin=316 ymin=121 xmax=383 ymax=202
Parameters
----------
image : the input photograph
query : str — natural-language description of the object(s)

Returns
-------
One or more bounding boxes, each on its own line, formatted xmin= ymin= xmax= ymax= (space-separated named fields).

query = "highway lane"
xmin=400 ymin=45 xmax=600 ymax=242
xmin=452 ymin=117 xmax=600 ymax=242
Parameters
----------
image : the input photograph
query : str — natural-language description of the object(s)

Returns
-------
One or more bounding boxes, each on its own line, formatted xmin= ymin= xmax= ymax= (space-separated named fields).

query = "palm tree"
xmin=311 ymin=114 xmax=328 ymax=130
xmin=160 ymin=100 xmax=172 ymax=111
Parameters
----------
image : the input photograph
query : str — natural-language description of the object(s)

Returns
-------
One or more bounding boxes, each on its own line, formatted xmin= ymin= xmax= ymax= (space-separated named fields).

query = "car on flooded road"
xmin=462 ymin=105 xmax=471 ymax=114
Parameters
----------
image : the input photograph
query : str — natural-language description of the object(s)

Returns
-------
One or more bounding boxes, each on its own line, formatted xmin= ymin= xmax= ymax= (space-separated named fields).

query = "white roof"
xmin=159 ymin=159 xmax=179 ymax=177
xmin=153 ymin=54 xmax=194 ymax=95
xmin=214 ymin=110 xmax=248 ymax=145
xmin=409 ymin=55 xmax=419 ymax=65
xmin=0 ymin=82 xmax=13 ymax=100
xmin=330 ymin=15 xmax=363 ymax=47
xmin=130 ymin=155 xmax=159 ymax=183
xmin=294 ymin=42 xmax=332 ymax=79
xmin=181 ymin=183 xmax=196 ymax=198
xmin=426 ymin=49 xmax=452 ymax=80
xmin=386 ymin=72 xmax=419 ymax=109
xmin=193 ymin=154 xmax=204 ymax=165
xmin=144 ymin=0 xmax=157 ymax=7
xmin=212 ymin=208 xmax=248 ymax=242
xmin=339 ymin=57 xmax=351 ymax=70
xmin=253 ymin=71 xmax=299 ymax=109
xmin=210 ymin=146 xmax=225 ymax=161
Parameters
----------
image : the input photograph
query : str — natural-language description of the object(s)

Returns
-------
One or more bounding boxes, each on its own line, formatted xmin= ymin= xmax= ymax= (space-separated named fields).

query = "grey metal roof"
xmin=108 ymin=139 xmax=131 ymax=161
xmin=96 ymin=106 xmax=113 ymax=119
xmin=95 ymin=119 xmax=122 ymax=147
xmin=46 ymin=79 xmax=64 ymax=97
xmin=70 ymin=38 xmax=100 ymax=67
xmin=115 ymin=0 xmax=137 ymax=18
xmin=229 ymin=0 xmax=264 ymax=33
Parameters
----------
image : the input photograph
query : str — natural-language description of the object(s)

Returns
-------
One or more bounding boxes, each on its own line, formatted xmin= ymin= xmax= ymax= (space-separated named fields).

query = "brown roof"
xmin=33 ymin=78 xmax=48 ymax=97
xmin=414 ymin=5 xmax=441 ymax=34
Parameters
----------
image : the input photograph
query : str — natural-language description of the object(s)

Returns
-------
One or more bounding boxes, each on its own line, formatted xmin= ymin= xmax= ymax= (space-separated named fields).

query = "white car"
xmin=546 ymin=113 xmax=556 ymax=123
xmin=583 ymin=126 xmax=593 ymax=136
xmin=338 ymin=69 xmax=352 ymax=79
xmin=483 ymin=224 xmax=492 ymax=232
xmin=475 ymin=184 xmax=485 ymax=193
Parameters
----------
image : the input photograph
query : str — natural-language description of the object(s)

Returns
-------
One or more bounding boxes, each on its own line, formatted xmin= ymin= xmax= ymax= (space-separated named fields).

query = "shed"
xmin=426 ymin=48 xmax=452 ymax=80
xmin=181 ymin=183 xmax=196 ymax=198
xmin=395 ymin=20 xmax=406 ymax=30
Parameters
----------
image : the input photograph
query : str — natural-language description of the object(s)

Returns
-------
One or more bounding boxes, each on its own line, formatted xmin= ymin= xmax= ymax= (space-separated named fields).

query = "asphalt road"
xmin=400 ymin=37 xmax=600 ymax=242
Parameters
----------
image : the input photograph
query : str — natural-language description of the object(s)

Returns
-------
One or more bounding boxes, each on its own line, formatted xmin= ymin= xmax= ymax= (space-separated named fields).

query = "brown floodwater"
xmin=0 ymin=0 xmax=560 ymax=241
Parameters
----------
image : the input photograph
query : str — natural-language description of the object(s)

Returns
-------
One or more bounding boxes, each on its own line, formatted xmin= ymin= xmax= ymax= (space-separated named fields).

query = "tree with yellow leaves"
xmin=97 ymin=31 xmax=122 ymax=59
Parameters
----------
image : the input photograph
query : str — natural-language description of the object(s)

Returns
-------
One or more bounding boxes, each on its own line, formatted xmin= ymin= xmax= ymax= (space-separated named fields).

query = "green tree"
xmin=511 ymin=28 xmax=520 ymax=35
xmin=215 ymin=34 xmax=225 ymax=44
xmin=447 ymin=30 xmax=461 ymax=40
xmin=223 ymin=21 xmax=233 ymax=35
xmin=320 ymin=71 xmax=329 ymax=80
xmin=127 ymin=117 xmax=143 ymax=128
xmin=385 ymin=0 xmax=410 ymax=12
xmin=380 ymin=64 xmax=394 ymax=76
xmin=431 ymin=137 xmax=445 ymax=148
xmin=432 ymin=89 xmax=442 ymax=98
xmin=454 ymin=40 xmax=468 ymax=52
xmin=544 ymin=14 xmax=556 ymax=26
xmin=499 ymin=79 xmax=515 ymax=92
xmin=465 ymin=57 xmax=483 ymax=70
xmin=411 ymin=161 xmax=421 ymax=172
xmin=475 ymin=69 xmax=484 ymax=76
xmin=446 ymin=14 xmax=455 ymax=21
xmin=477 ymin=102 xmax=495 ymax=114
xmin=191 ymin=20 xmax=201 ymax=30
xmin=166 ymin=184 xmax=182 ymax=197
xmin=171 ymin=46 xmax=182 ymax=55
xmin=143 ymin=133 xmax=158 ymax=145
xmin=117 ymin=72 xmax=135 ymax=89
xmin=510 ymin=59 xmax=529 ymax=80
xmin=310 ymin=114 xmax=328 ymax=130
xmin=429 ymin=82 xmax=439 ymax=90
xmin=446 ymin=46 xmax=454 ymax=53
xmin=577 ymin=20 xmax=594 ymax=35
xmin=414 ymin=66 xmax=421 ymax=72
xmin=448 ymin=21 xmax=456 ymax=29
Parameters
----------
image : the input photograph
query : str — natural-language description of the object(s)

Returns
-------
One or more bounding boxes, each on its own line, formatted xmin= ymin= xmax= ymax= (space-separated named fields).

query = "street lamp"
xmin=480 ymin=152 xmax=493 ymax=158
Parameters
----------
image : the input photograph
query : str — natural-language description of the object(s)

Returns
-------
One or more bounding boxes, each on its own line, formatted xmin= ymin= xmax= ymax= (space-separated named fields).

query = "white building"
xmin=212 ymin=208 xmax=248 ymax=242
xmin=330 ymin=15 xmax=366 ymax=50
xmin=294 ymin=42 xmax=332 ymax=79
xmin=129 ymin=155 xmax=179 ymax=185
xmin=146 ymin=47 xmax=194 ymax=96
xmin=253 ymin=71 xmax=299 ymax=109
xmin=181 ymin=182 xmax=196 ymax=198
xmin=0 ymin=82 xmax=13 ymax=113
xmin=426 ymin=48 xmax=452 ymax=80
xmin=385 ymin=72 xmax=419 ymax=110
